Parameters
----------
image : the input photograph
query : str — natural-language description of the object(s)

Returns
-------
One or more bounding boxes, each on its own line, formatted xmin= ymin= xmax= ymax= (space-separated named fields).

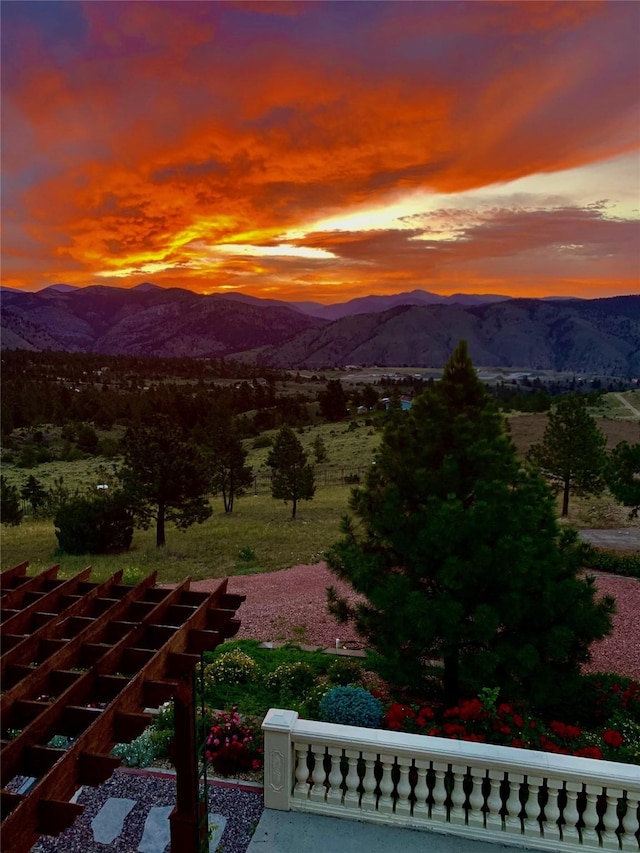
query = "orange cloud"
xmin=1 ymin=1 xmax=638 ymax=299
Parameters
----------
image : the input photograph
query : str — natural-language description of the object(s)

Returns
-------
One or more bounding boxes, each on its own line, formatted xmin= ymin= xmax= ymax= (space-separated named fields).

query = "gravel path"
xmin=192 ymin=562 xmax=640 ymax=681
xmin=32 ymin=771 xmax=263 ymax=853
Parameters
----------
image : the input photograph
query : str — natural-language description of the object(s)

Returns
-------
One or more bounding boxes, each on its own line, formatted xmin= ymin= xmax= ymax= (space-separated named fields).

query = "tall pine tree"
xmin=327 ymin=342 xmax=614 ymax=707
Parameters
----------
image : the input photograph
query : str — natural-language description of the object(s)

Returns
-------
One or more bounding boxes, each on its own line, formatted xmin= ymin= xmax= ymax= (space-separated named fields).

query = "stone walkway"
xmin=31 ymin=770 xmax=264 ymax=853
xmin=88 ymin=795 xmax=226 ymax=851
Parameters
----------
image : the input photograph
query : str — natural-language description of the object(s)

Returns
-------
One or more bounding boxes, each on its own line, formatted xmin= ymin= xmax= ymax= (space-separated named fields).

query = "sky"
xmin=2 ymin=1 xmax=639 ymax=303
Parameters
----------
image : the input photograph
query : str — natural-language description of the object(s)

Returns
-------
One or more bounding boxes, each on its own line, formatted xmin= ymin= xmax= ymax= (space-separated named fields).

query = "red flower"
xmin=550 ymin=721 xmax=581 ymax=741
xmin=602 ymin=729 xmax=624 ymax=748
xmin=574 ymin=746 xmax=603 ymax=760
xmin=442 ymin=722 xmax=467 ymax=738
xmin=457 ymin=699 xmax=484 ymax=721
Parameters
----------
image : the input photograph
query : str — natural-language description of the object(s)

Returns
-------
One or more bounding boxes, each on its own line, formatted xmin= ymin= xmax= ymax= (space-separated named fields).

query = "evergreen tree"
xmin=312 ymin=433 xmax=328 ymax=464
xmin=528 ymin=394 xmax=607 ymax=516
xmin=267 ymin=425 xmax=315 ymax=519
xmin=119 ymin=416 xmax=212 ymax=547
xmin=205 ymin=412 xmax=253 ymax=513
xmin=327 ymin=342 xmax=614 ymax=707
xmin=21 ymin=475 xmax=48 ymax=516
xmin=1 ymin=476 xmax=23 ymax=526
xmin=607 ymin=440 xmax=640 ymax=518
xmin=318 ymin=379 xmax=349 ymax=422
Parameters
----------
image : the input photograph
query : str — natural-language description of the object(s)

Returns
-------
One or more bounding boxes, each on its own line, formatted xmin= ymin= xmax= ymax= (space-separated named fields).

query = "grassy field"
xmin=2 ymin=394 xmax=638 ymax=582
xmin=0 ymin=485 xmax=352 ymax=583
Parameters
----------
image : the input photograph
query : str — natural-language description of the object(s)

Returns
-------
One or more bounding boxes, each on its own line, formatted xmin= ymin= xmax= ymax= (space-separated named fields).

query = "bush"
xmin=205 ymin=708 xmax=263 ymax=776
xmin=319 ymin=686 xmax=383 ymax=728
xmin=264 ymin=662 xmax=316 ymax=697
xmin=252 ymin=435 xmax=273 ymax=449
xmin=204 ymin=649 xmax=261 ymax=687
xmin=580 ymin=546 xmax=640 ymax=579
xmin=1 ymin=476 xmax=23 ymax=526
xmin=327 ymin=658 xmax=363 ymax=686
xmin=149 ymin=701 xmax=175 ymax=759
xmin=300 ymin=682 xmax=331 ymax=719
xmin=112 ymin=728 xmax=158 ymax=768
xmin=54 ymin=491 xmax=133 ymax=554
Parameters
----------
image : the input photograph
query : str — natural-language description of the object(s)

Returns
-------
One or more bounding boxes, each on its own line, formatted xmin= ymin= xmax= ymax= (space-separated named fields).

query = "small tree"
xmin=54 ymin=492 xmax=133 ymax=554
xmin=21 ymin=475 xmax=48 ymax=516
xmin=120 ymin=416 xmax=212 ymax=547
xmin=318 ymin=379 xmax=349 ymax=422
xmin=327 ymin=342 xmax=614 ymax=708
xmin=607 ymin=441 xmax=640 ymax=518
xmin=1 ymin=476 xmax=23 ymax=526
xmin=312 ymin=433 xmax=328 ymax=464
xmin=267 ymin=425 xmax=315 ymax=519
xmin=528 ymin=394 xmax=607 ymax=517
xmin=205 ymin=415 xmax=253 ymax=513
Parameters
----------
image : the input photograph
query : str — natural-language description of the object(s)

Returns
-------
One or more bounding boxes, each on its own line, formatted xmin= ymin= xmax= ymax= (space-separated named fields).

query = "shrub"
xmin=300 ymin=682 xmax=331 ymax=719
xmin=580 ymin=546 xmax=640 ymax=579
xmin=327 ymin=657 xmax=363 ymax=686
xmin=319 ymin=686 xmax=383 ymax=728
xmin=149 ymin=701 xmax=175 ymax=759
xmin=252 ymin=435 xmax=273 ymax=449
xmin=238 ymin=546 xmax=256 ymax=563
xmin=205 ymin=708 xmax=263 ymax=776
xmin=204 ymin=649 xmax=261 ymax=687
xmin=264 ymin=662 xmax=316 ymax=697
xmin=112 ymin=728 xmax=158 ymax=768
xmin=54 ymin=491 xmax=133 ymax=554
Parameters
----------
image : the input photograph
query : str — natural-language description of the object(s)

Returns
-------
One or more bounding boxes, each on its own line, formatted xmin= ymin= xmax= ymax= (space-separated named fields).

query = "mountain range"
xmin=1 ymin=284 xmax=638 ymax=375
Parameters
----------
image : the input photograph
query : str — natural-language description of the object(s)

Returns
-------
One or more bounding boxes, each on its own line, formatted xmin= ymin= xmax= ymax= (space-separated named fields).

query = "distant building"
xmin=380 ymin=396 xmax=413 ymax=411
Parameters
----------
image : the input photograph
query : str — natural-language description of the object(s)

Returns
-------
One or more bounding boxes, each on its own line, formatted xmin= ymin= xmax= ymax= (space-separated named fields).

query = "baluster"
xmin=360 ymin=752 xmax=377 ymax=812
xmin=395 ymin=757 xmax=412 ymax=817
xmin=505 ymin=771 xmax=524 ymax=835
xmin=485 ymin=769 xmax=505 ymax=833
xmin=523 ymin=775 xmax=544 ymax=840
xmin=468 ymin=766 xmax=487 ymax=829
xmin=310 ymin=746 xmax=327 ymax=802
xmin=431 ymin=761 xmax=449 ymax=822
xmin=412 ymin=758 xmax=430 ymax=821
xmin=343 ymin=749 xmax=361 ymax=809
xmin=378 ymin=753 xmax=395 ymax=814
xmin=581 ymin=783 xmax=601 ymax=848
xmin=600 ymin=787 xmax=623 ymax=851
xmin=293 ymin=746 xmax=310 ymax=799
xmin=562 ymin=780 xmax=581 ymax=845
xmin=542 ymin=778 xmax=561 ymax=843
xmin=449 ymin=764 xmax=468 ymax=826
xmin=619 ymin=795 xmax=639 ymax=853
xmin=326 ymin=747 xmax=344 ymax=806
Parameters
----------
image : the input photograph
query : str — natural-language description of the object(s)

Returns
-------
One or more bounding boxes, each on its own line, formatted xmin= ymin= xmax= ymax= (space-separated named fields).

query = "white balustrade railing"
xmin=262 ymin=709 xmax=640 ymax=851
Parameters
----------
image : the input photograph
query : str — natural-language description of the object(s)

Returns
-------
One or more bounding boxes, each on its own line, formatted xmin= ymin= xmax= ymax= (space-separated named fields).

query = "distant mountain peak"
xmin=43 ymin=283 xmax=78 ymax=293
xmin=130 ymin=282 xmax=163 ymax=292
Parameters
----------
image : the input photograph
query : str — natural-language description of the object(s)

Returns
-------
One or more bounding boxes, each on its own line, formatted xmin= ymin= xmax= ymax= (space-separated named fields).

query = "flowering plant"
xmin=381 ymin=685 xmax=637 ymax=763
xmin=205 ymin=707 xmax=263 ymax=776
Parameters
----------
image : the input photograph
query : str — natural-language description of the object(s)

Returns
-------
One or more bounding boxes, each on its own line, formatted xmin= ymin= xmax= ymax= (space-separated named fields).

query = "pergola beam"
xmin=0 ymin=563 xmax=244 ymax=853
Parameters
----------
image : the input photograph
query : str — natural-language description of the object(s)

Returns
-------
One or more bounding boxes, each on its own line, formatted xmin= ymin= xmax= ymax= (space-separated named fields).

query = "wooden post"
xmin=169 ymin=675 xmax=207 ymax=852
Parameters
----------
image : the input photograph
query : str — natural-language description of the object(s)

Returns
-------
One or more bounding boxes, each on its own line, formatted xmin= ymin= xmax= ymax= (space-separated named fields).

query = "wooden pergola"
xmin=0 ymin=562 xmax=244 ymax=853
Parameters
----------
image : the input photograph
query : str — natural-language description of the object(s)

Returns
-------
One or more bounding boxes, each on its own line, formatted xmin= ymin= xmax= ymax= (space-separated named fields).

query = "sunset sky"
xmin=2 ymin=1 xmax=639 ymax=303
